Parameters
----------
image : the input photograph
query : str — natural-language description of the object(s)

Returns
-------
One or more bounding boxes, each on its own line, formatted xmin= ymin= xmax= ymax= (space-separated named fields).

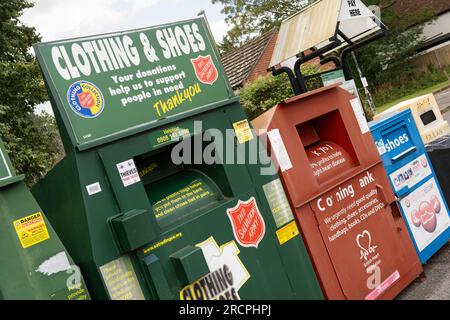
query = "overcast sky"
xmin=21 ymin=0 xmax=230 ymax=115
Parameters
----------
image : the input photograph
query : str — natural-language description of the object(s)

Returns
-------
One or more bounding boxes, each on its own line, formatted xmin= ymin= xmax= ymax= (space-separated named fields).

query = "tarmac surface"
xmin=396 ymin=86 xmax=450 ymax=300
xmin=436 ymin=88 xmax=450 ymax=111
xmin=397 ymin=242 xmax=450 ymax=300
xmin=436 ymin=88 xmax=450 ymax=123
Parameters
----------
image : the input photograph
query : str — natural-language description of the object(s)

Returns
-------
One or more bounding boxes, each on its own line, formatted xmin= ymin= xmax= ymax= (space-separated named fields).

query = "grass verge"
xmin=376 ymin=80 xmax=450 ymax=114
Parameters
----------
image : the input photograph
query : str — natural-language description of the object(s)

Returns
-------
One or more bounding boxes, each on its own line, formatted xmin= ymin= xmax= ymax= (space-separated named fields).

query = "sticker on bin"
xmin=400 ymin=178 xmax=450 ymax=252
xmin=389 ymin=154 xmax=432 ymax=192
xmin=86 ymin=182 xmax=102 ymax=196
xmin=268 ymin=129 xmax=293 ymax=172
xmin=227 ymin=197 xmax=266 ymax=248
xmin=350 ymin=98 xmax=370 ymax=135
xmin=375 ymin=139 xmax=387 ymax=156
xmin=365 ymin=270 xmax=400 ymax=300
xmin=276 ymin=221 xmax=300 ymax=245
xmin=13 ymin=212 xmax=50 ymax=248
xmin=35 ymin=251 xmax=71 ymax=276
xmin=180 ymin=236 xmax=250 ymax=300
xmin=117 ymin=159 xmax=141 ymax=187
xmin=233 ymin=120 xmax=254 ymax=144
xmin=100 ymin=255 xmax=144 ymax=300
xmin=262 ymin=179 xmax=295 ymax=228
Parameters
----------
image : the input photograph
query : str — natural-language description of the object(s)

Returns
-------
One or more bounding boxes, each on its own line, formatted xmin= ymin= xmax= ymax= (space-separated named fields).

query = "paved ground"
xmin=436 ymin=88 xmax=450 ymax=123
xmin=436 ymin=87 xmax=450 ymax=111
xmin=397 ymin=242 xmax=450 ymax=300
xmin=397 ymin=87 xmax=450 ymax=300
xmin=444 ymin=110 xmax=450 ymax=124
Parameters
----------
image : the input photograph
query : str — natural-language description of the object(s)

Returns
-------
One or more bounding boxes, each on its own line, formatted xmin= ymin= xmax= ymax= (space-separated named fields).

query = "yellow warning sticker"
xmin=13 ymin=212 xmax=50 ymax=248
xmin=233 ymin=120 xmax=254 ymax=144
xmin=276 ymin=221 xmax=299 ymax=245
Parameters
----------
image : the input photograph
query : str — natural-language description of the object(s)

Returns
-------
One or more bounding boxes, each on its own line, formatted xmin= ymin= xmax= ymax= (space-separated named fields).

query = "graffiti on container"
xmin=180 ymin=237 xmax=250 ymax=300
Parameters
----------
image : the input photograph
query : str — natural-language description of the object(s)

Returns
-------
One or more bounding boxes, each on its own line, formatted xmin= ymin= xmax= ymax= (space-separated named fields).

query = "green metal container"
xmin=0 ymin=138 xmax=89 ymax=300
xmin=32 ymin=17 xmax=323 ymax=300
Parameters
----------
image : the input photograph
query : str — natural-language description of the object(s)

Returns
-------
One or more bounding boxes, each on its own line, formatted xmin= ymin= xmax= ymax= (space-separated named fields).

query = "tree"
xmin=355 ymin=0 xmax=440 ymax=105
xmin=240 ymin=64 xmax=320 ymax=120
xmin=358 ymin=0 xmax=436 ymax=80
xmin=0 ymin=0 xmax=64 ymax=186
xmin=212 ymin=0 xmax=315 ymax=53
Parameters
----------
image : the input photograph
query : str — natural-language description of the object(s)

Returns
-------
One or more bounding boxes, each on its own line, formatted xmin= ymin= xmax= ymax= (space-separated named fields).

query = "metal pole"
xmin=351 ymin=51 xmax=377 ymax=115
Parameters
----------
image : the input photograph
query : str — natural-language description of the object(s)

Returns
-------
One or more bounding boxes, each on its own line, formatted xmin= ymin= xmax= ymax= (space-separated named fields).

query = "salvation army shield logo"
xmin=67 ymin=80 xmax=104 ymax=118
xmin=191 ymin=55 xmax=218 ymax=85
xmin=226 ymin=197 xmax=266 ymax=248
xmin=77 ymin=91 xmax=95 ymax=109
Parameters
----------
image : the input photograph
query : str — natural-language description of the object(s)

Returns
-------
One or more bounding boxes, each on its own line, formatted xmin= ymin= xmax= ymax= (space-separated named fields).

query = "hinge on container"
xmin=312 ymin=211 xmax=321 ymax=227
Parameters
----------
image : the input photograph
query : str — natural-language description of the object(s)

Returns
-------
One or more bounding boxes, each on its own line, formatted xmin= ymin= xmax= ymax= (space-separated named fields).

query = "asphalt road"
xmin=397 ymin=86 xmax=450 ymax=300
xmin=397 ymin=242 xmax=450 ymax=300
xmin=436 ymin=88 xmax=450 ymax=125
xmin=436 ymin=88 xmax=450 ymax=112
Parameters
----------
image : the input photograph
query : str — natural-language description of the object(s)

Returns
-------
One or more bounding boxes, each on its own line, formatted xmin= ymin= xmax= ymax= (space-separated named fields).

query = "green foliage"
xmin=0 ymin=108 xmax=64 ymax=186
xmin=0 ymin=0 xmax=64 ymax=186
xmin=356 ymin=1 xmax=441 ymax=107
xmin=239 ymin=74 xmax=293 ymax=120
xmin=372 ymin=66 xmax=448 ymax=106
xmin=239 ymin=64 xmax=320 ymax=120
xmin=0 ymin=0 xmax=39 ymax=63
xmin=212 ymin=0 xmax=315 ymax=53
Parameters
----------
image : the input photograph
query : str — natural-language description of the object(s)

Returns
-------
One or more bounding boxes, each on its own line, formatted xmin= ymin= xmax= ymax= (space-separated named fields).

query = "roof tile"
xmin=221 ymin=29 xmax=278 ymax=89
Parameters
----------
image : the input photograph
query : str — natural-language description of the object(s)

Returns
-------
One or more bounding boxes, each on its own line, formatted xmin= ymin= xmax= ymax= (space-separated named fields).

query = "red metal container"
xmin=252 ymin=85 xmax=423 ymax=300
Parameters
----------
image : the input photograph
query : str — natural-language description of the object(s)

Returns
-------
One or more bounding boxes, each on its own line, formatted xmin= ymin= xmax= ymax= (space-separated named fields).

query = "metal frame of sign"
xmin=0 ymin=149 xmax=12 ymax=181
xmin=269 ymin=0 xmax=387 ymax=96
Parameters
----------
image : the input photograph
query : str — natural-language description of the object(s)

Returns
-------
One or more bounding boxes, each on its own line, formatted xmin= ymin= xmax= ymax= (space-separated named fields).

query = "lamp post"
xmin=352 ymin=51 xmax=377 ymax=115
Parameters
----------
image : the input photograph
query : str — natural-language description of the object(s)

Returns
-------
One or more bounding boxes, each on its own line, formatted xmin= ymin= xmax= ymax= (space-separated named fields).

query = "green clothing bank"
xmin=32 ymin=17 xmax=323 ymax=300
xmin=0 ymin=138 xmax=89 ymax=299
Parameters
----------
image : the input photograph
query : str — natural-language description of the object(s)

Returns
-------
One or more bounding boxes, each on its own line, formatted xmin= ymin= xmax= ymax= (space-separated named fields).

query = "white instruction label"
xmin=117 ymin=159 xmax=141 ymax=187
xmin=268 ymin=129 xmax=293 ymax=172
xmin=350 ymin=98 xmax=370 ymax=134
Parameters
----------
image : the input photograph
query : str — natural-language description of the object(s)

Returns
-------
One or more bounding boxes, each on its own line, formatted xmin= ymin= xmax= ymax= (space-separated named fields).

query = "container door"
xmin=97 ymin=114 xmax=301 ymax=300
xmin=132 ymin=145 xmax=299 ymax=300
xmin=310 ymin=167 xmax=408 ymax=300
xmin=376 ymin=118 xmax=419 ymax=168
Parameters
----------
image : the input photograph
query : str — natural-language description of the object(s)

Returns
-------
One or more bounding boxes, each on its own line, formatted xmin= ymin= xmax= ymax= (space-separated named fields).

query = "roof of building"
xmin=221 ymin=29 xmax=278 ymax=89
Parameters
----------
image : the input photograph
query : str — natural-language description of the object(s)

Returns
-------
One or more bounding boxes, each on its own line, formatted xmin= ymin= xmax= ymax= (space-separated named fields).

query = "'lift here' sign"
xmin=34 ymin=18 xmax=231 ymax=147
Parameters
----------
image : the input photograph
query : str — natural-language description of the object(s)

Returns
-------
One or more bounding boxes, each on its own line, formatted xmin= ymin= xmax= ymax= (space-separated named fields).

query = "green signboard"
xmin=35 ymin=18 xmax=233 ymax=149
xmin=321 ymin=69 xmax=345 ymax=87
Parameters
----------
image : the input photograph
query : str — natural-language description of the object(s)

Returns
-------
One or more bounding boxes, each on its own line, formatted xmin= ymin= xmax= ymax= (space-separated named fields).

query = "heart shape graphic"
xmin=357 ymin=230 xmax=372 ymax=253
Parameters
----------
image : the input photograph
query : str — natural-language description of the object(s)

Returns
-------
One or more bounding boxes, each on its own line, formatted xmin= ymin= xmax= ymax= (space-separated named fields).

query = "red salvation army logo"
xmin=191 ymin=55 xmax=218 ymax=85
xmin=77 ymin=91 xmax=95 ymax=109
xmin=226 ymin=197 xmax=266 ymax=248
